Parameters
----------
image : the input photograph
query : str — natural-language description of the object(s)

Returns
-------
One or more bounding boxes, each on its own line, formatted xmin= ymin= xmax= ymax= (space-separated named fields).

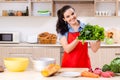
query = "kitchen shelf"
xmin=0 ymin=0 xmax=95 ymax=17
xmin=0 ymin=0 xmax=28 ymax=2
xmin=95 ymin=0 xmax=116 ymax=3
xmin=53 ymin=0 xmax=94 ymax=1
xmin=30 ymin=1 xmax=53 ymax=16
xmin=0 ymin=0 xmax=120 ymax=17
xmin=0 ymin=1 xmax=28 ymax=3
xmin=31 ymin=0 xmax=53 ymax=3
xmin=53 ymin=0 xmax=94 ymax=17
xmin=94 ymin=0 xmax=118 ymax=17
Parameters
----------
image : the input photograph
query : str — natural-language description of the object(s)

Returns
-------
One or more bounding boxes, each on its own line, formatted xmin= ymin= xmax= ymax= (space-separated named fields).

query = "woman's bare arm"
xmin=60 ymin=36 xmax=79 ymax=53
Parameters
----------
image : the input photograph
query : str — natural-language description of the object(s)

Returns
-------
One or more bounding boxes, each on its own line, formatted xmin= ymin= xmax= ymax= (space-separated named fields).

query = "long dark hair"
xmin=56 ymin=5 xmax=75 ymax=35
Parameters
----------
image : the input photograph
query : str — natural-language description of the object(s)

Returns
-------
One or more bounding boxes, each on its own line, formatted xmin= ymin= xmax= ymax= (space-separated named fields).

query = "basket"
xmin=38 ymin=32 xmax=57 ymax=44
xmin=51 ymin=39 xmax=57 ymax=44
xmin=38 ymin=37 xmax=51 ymax=44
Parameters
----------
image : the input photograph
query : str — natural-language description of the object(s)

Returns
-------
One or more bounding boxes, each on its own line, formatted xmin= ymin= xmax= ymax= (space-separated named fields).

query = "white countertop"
xmin=0 ymin=42 xmax=120 ymax=47
xmin=0 ymin=42 xmax=62 ymax=47
xmin=99 ymin=42 xmax=120 ymax=47
xmin=0 ymin=68 xmax=120 ymax=80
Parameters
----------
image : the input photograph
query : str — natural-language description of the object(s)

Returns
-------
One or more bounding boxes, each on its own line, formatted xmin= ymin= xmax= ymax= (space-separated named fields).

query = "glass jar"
xmin=2 ymin=10 xmax=8 ymax=16
xmin=105 ymin=38 xmax=114 ymax=44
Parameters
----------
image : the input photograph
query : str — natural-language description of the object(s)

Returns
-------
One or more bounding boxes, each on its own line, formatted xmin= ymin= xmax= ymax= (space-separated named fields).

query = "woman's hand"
xmin=76 ymin=36 xmax=83 ymax=42
xmin=89 ymin=40 xmax=101 ymax=53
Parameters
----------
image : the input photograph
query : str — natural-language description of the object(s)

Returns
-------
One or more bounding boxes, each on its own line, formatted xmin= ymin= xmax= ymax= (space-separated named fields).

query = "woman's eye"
xmin=66 ymin=15 xmax=70 ymax=18
xmin=71 ymin=12 xmax=74 ymax=15
xmin=65 ymin=12 xmax=74 ymax=18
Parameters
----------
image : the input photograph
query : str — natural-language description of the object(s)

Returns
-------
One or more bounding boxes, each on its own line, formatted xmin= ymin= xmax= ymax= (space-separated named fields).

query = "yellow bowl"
xmin=4 ymin=57 xmax=29 ymax=72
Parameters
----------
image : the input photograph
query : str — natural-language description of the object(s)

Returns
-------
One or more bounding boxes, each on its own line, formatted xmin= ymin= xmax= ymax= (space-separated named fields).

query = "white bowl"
xmin=32 ymin=57 xmax=56 ymax=71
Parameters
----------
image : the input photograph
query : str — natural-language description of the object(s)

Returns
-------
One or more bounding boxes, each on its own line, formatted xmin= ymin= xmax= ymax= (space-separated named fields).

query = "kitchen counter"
xmin=0 ymin=42 xmax=62 ymax=47
xmin=0 ymin=68 xmax=120 ymax=80
xmin=0 ymin=42 xmax=120 ymax=47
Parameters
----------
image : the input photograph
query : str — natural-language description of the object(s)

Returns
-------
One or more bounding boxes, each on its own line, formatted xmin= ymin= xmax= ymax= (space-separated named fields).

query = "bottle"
xmin=26 ymin=6 xmax=29 ymax=16
xmin=17 ymin=11 xmax=22 ymax=16
xmin=2 ymin=10 xmax=8 ymax=16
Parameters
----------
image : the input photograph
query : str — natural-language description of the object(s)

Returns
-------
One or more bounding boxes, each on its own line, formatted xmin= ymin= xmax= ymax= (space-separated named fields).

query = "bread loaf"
xmin=41 ymin=64 xmax=60 ymax=77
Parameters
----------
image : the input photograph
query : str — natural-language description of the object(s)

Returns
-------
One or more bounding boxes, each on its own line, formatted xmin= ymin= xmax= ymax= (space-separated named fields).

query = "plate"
xmin=86 ymin=40 xmax=97 ymax=42
xmin=59 ymin=71 xmax=80 ymax=78
xmin=84 ymin=40 xmax=97 ymax=42
xmin=115 ymin=73 xmax=120 ymax=76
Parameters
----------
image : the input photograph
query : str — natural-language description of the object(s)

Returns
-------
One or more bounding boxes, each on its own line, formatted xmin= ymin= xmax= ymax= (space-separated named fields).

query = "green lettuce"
xmin=78 ymin=24 xmax=105 ymax=43
xmin=110 ymin=57 xmax=120 ymax=73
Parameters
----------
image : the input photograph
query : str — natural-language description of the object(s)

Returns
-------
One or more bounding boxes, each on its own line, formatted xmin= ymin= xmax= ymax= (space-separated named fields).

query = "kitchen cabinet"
xmin=32 ymin=46 xmax=61 ymax=65
xmin=7 ymin=46 xmax=61 ymax=68
xmin=89 ymin=46 xmax=120 ymax=69
xmin=1 ymin=43 xmax=120 ymax=70
xmin=0 ymin=47 xmax=9 ymax=66
xmin=8 ymin=47 xmax=33 ymax=55
xmin=0 ymin=44 xmax=61 ymax=68
xmin=0 ymin=46 xmax=33 ymax=68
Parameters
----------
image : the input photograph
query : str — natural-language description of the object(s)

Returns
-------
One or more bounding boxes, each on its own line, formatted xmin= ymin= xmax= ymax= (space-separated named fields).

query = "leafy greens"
xmin=78 ymin=24 xmax=105 ymax=43
xmin=102 ymin=57 xmax=120 ymax=73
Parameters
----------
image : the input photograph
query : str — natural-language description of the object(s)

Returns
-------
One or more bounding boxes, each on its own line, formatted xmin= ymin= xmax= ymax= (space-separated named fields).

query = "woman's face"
xmin=63 ymin=8 xmax=77 ymax=25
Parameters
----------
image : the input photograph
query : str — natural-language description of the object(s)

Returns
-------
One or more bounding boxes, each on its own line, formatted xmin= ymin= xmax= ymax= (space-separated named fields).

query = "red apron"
xmin=61 ymin=32 xmax=91 ymax=68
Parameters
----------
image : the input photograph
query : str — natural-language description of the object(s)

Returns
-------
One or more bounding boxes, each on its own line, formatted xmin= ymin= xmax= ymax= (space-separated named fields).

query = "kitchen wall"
xmin=0 ymin=17 xmax=120 ymax=42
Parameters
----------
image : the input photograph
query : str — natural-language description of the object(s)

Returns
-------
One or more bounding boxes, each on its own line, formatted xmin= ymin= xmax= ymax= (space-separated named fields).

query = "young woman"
xmin=56 ymin=5 xmax=101 ymax=68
